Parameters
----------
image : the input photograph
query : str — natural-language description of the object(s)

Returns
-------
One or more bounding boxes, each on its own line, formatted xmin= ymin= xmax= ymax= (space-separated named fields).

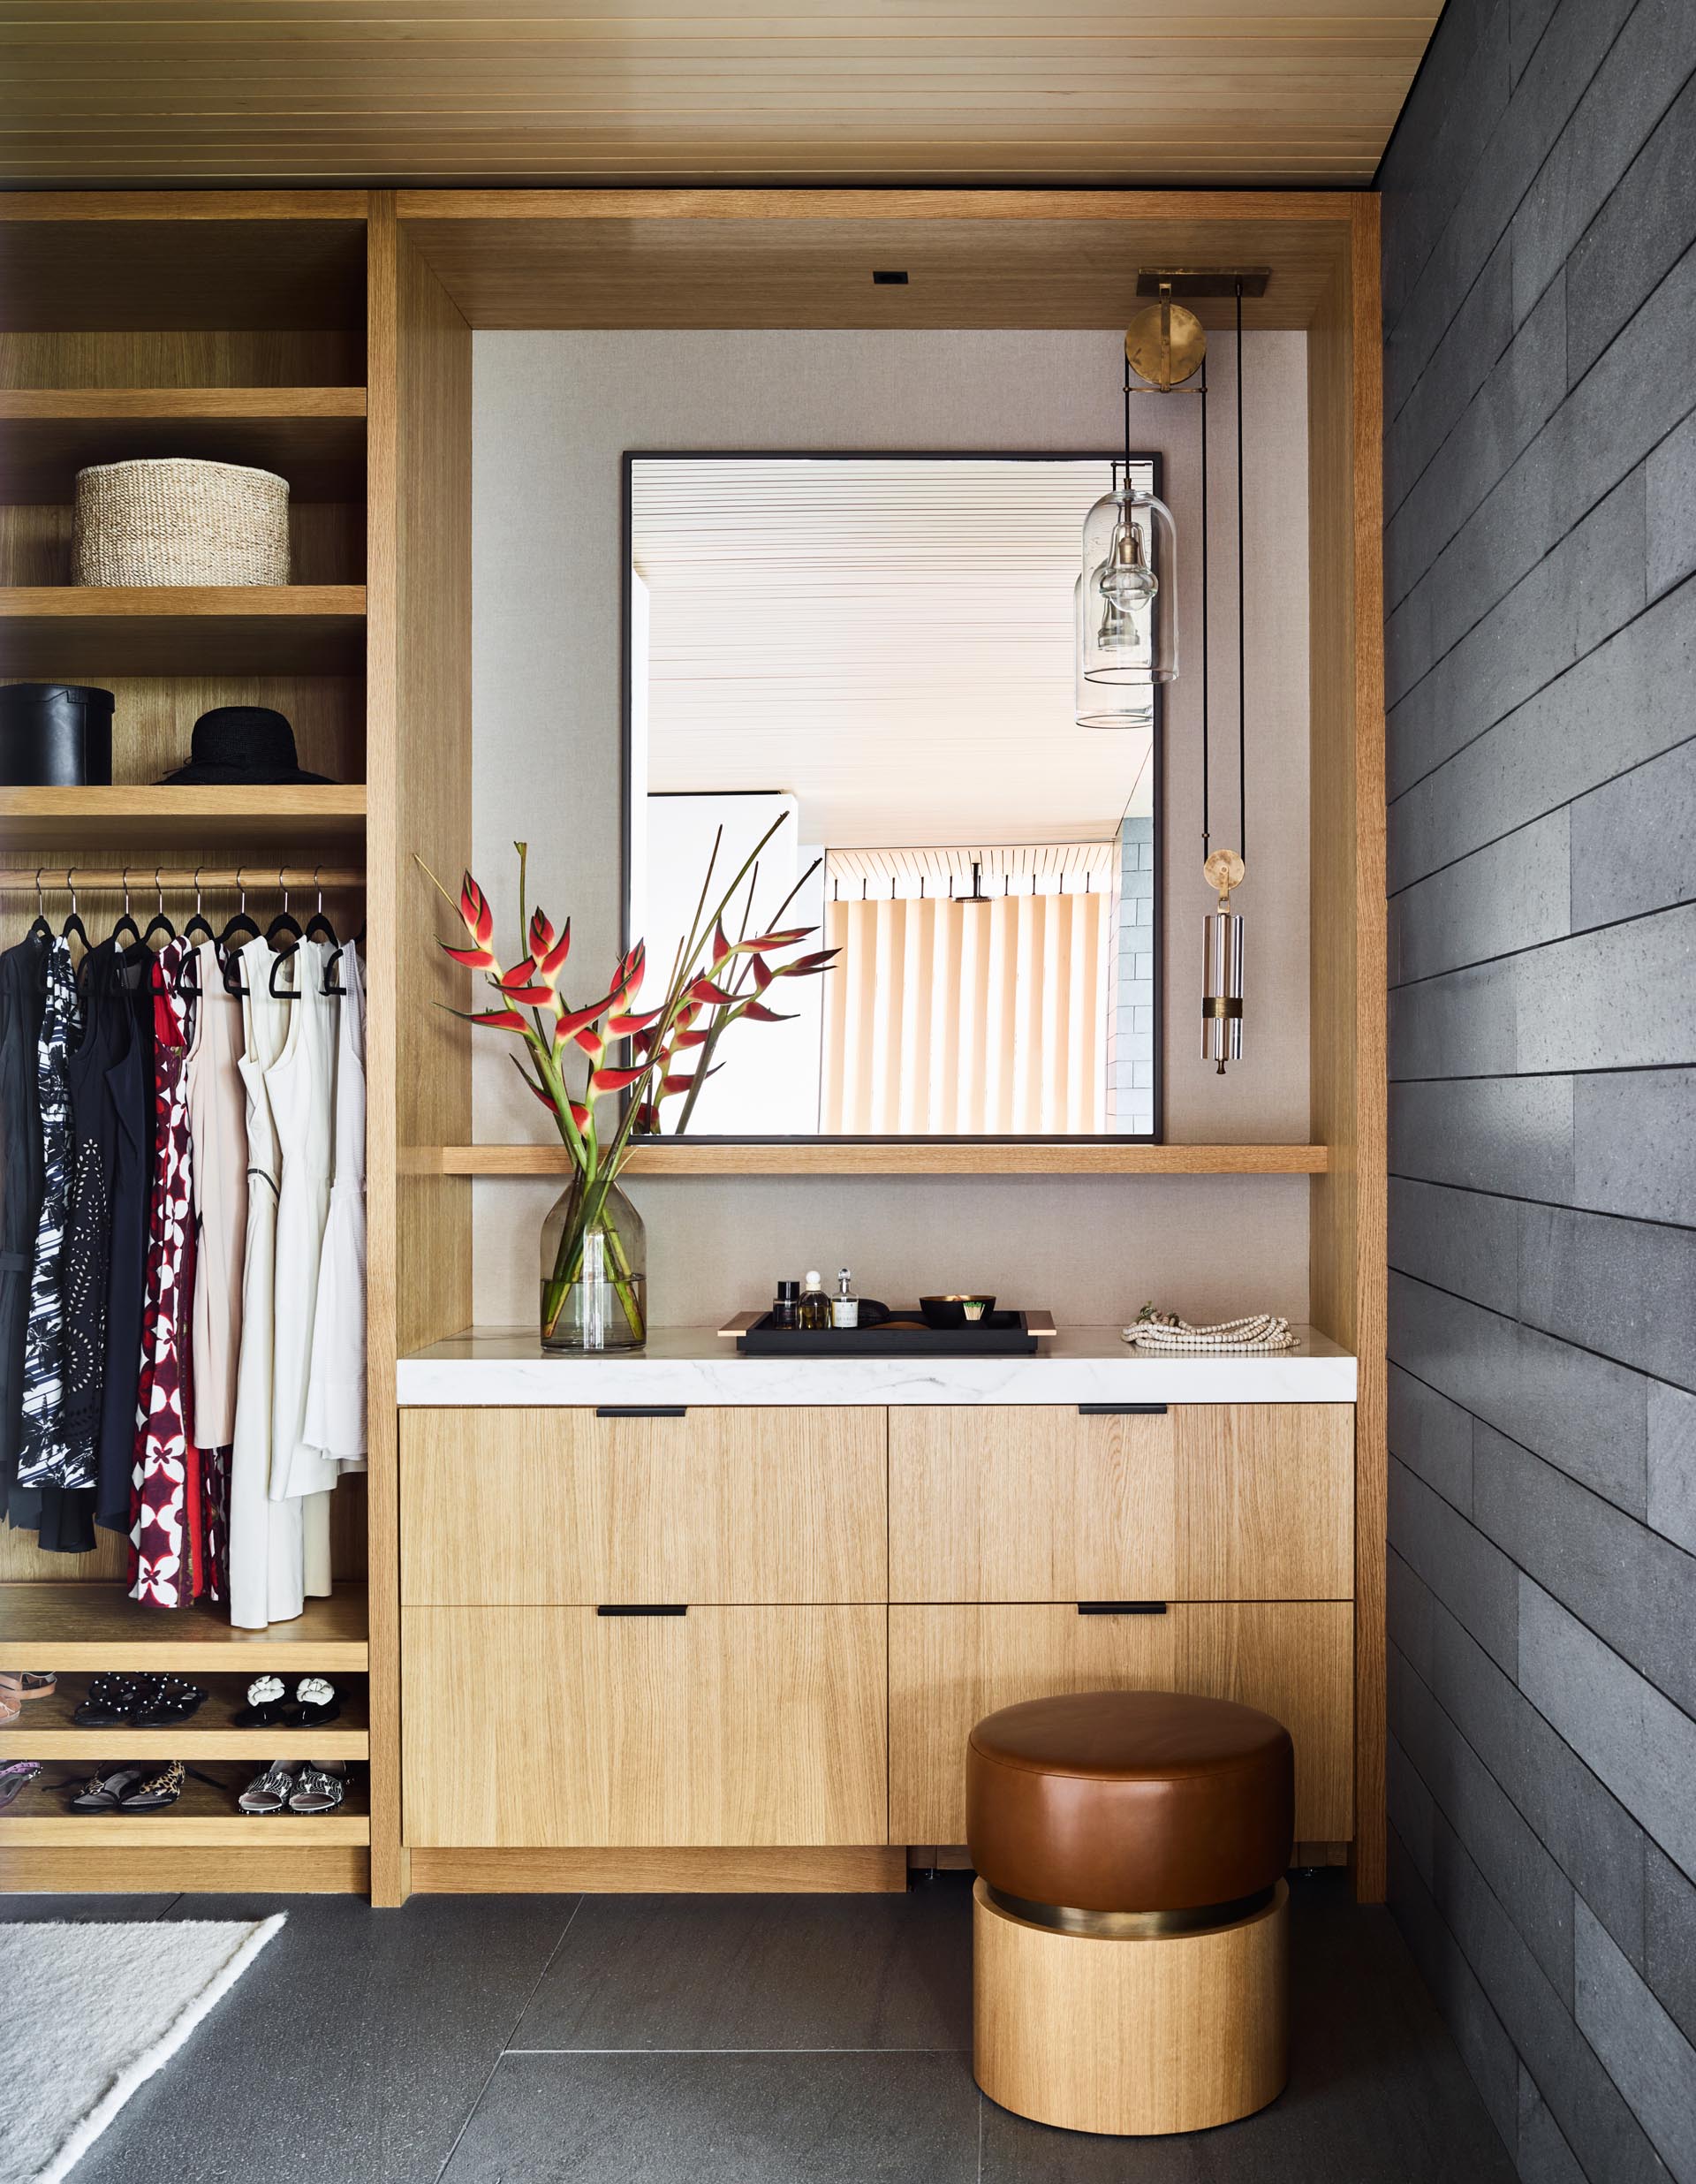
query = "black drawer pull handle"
xmin=1078 ymin=1403 xmax=1169 ymax=1416
xmin=1077 ymin=1601 xmax=1168 ymax=1616
xmin=597 ymin=1604 xmax=688 ymax=1617
xmin=594 ymin=1406 xmax=687 ymax=1419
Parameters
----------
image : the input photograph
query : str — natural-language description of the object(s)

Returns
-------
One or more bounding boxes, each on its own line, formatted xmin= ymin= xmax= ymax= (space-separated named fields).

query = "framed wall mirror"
xmin=623 ymin=451 xmax=1162 ymax=1142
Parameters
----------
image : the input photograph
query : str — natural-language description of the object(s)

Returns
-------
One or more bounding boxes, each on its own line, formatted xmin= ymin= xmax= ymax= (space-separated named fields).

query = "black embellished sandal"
xmin=293 ymin=1677 xmax=341 ymax=1728
xmin=73 ymin=1674 xmax=144 ymax=1727
xmin=136 ymin=1677 xmax=206 ymax=1726
xmin=233 ymin=1675 xmax=293 ymax=1728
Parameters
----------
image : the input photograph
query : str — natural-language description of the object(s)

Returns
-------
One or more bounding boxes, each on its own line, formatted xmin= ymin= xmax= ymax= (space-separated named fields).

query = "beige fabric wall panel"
xmin=471 ymin=329 xmax=1311 ymax=1325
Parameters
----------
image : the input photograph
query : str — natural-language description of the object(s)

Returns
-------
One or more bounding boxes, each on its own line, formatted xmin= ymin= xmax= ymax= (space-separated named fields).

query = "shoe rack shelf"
xmin=4 ymin=1676 xmax=370 ymax=1762
xmin=2 ymin=1764 xmax=370 ymax=1848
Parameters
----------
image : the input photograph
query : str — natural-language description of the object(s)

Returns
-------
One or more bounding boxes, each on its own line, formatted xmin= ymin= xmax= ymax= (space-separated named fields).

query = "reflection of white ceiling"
xmin=632 ymin=455 xmax=1155 ymax=850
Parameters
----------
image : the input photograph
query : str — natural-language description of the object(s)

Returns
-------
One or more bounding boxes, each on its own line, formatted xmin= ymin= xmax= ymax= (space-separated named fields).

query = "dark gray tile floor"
xmin=1 ymin=1870 xmax=1517 ymax=2184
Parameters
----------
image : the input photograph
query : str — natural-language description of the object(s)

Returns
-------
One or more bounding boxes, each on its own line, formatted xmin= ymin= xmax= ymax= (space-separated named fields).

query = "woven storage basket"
xmin=73 ymin=458 xmax=290 ymax=587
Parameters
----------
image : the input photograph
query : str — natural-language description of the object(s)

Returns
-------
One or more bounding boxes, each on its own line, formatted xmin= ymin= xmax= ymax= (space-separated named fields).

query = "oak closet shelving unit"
xmin=0 ymin=187 xmax=1382 ymax=1907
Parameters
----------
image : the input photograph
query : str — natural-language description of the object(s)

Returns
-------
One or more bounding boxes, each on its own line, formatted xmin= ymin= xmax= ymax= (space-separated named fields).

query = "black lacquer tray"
xmin=732 ymin=1308 xmax=1043 ymax=1357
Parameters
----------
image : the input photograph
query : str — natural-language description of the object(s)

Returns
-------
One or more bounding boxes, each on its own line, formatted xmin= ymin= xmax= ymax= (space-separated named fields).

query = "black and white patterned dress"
xmin=15 ymin=938 xmax=78 ymax=1492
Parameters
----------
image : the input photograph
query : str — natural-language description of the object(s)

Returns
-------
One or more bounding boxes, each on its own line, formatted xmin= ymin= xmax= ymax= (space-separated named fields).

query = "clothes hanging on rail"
xmin=0 ymin=929 xmax=48 ymax=1526
xmin=95 ymin=942 xmax=154 ymax=1534
xmin=266 ymin=941 xmax=336 ymax=1590
xmin=304 ymin=940 xmax=366 ymax=1468
xmin=128 ymin=936 xmax=196 ymax=1610
xmin=227 ymin=937 xmax=307 ymax=1628
xmin=185 ymin=937 xmax=245 ymax=1607
xmin=62 ymin=937 xmax=125 ymax=1487
xmin=14 ymin=938 xmax=78 ymax=1507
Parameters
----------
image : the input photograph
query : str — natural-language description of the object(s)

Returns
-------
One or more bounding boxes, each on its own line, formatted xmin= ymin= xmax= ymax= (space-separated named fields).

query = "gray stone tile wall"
xmin=1382 ymin=6 xmax=1696 ymax=2175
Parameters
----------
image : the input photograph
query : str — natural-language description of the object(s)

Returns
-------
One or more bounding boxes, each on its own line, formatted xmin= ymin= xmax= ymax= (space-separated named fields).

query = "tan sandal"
xmin=0 ymin=1673 xmax=22 ymax=1727
xmin=19 ymin=1672 xmax=56 ymax=1702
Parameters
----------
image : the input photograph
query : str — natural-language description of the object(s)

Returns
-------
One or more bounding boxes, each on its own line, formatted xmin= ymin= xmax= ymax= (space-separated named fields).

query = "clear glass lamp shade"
xmin=1076 ymin=485 xmax=1177 ymax=728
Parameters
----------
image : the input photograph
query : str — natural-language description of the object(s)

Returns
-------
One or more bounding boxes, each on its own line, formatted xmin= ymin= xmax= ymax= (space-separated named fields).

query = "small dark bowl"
xmin=920 ymin=1293 xmax=997 ymax=1329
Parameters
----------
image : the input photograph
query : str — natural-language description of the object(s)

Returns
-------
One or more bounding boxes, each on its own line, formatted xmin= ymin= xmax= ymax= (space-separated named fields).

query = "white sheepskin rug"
xmin=0 ymin=1915 xmax=284 ymax=2184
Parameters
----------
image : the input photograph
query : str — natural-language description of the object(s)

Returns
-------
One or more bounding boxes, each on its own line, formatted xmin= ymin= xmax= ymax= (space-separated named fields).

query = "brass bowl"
xmin=920 ymin=1293 xmax=996 ymax=1329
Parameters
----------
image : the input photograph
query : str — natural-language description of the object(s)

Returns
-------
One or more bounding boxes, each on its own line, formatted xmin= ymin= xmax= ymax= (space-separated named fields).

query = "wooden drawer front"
xmin=889 ymin=1405 xmax=1352 ymax=1603
xmin=890 ymin=1406 xmax=1177 ymax=1603
xmin=404 ymin=1606 xmax=888 ymax=1848
xmin=1173 ymin=1406 xmax=1353 ymax=1601
xmin=400 ymin=1407 xmax=886 ymax=1605
xmin=889 ymin=1602 xmax=1352 ymax=1845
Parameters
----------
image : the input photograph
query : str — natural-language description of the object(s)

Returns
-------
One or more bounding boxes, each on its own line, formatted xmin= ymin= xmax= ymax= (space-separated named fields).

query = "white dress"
xmin=304 ymin=942 xmax=366 ymax=1468
xmin=267 ymin=941 xmax=338 ymax=1562
xmin=185 ymin=940 xmax=246 ymax=1451
xmin=227 ymin=939 xmax=307 ymax=1628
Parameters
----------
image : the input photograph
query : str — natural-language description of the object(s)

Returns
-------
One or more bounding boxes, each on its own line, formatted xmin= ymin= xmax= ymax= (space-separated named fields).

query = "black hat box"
xmin=0 ymin=684 xmax=116 ymax=786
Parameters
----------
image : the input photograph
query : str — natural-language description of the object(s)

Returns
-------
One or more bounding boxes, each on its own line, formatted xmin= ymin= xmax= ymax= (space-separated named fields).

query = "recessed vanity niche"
xmin=0 ymin=190 xmax=1383 ymax=1914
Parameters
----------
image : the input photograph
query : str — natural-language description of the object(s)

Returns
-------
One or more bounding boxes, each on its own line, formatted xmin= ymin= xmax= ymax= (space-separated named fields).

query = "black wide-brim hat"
xmin=157 ymin=705 xmax=331 ymax=786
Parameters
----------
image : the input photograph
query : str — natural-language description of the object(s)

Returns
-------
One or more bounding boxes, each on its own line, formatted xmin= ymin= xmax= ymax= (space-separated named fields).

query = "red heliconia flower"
xmin=569 ymin=1100 xmax=590 ymax=1131
xmin=552 ymin=990 xmax=616 ymax=1050
xmin=788 ymin=947 xmax=839 ymax=974
xmin=670 ymin=1027 xmax=710 ymax=1049
xmin=735 ymin=925 xmax=812 ymax=952
xmin=497 ymin=959 xmax=556 ymax=1007
xmin=688 ymin=976 xmax=737 ymax=1005
xmin=749 ymin=954 xmax=774 ymax=991
xmin=739 ymin=1001 xmax=795 ymax=1023
xmin=527 ymin=911 xmax=572 ymax=986
xmin=440 ymin=874 xmax=499 ymax=972
xmin=470 ymin=1007 xmax=529 ymax=1032
xmin=588 ymin=1062 xmax=647 ymax=1095
xmin=607 ymin=1006 xmax=662 ymax=1035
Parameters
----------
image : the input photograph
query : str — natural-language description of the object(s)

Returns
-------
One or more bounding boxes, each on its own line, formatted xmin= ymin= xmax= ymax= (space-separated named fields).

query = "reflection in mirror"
xmin=625 ymin=454 xmax=1161 ymax=1140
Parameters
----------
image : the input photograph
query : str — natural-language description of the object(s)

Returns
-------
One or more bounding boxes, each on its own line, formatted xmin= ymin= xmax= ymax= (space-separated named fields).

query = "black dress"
xmin=31 ymin=937 xmax=132 ymax=1557
xmin=94 ymin=941 xmax=155 ymax=1535
xmin=0 ymin=929 xmax=47 ymax=1522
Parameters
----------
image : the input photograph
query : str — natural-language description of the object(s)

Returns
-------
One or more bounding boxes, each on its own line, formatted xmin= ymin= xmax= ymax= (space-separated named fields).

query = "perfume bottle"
xmin=831 ymin=1269 xmax=860 ymax=1329
xmin=771 ymin=1278 xmax=800 ymax=1331
xmin=798 ymin=1270 xmax=831 ymax=1331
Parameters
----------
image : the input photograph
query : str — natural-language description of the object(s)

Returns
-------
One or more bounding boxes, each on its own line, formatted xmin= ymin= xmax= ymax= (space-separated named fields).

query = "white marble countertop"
xmin=397 ymin=1325 xmax=1357 ymax=1406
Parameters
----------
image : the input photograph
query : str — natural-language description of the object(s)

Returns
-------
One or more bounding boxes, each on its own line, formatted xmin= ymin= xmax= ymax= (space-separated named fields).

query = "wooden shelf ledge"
xmin=0 ymin=783 xmax=366 ymax=853
xmin=405 ymin=1142 xmax=1331 ymax=1179
xmin=0 ymin=586 xmax=366 ymax=675
xmin=0 ymin=1583 xmax=368 ymax=1672
xmin=0 ymin=388 xmax=368 ymax=503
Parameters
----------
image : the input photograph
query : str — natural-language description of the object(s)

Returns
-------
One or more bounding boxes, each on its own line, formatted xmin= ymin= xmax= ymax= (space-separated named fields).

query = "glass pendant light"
xmin=1075 ymin=481 xmax=1177 ymax=727
xmin=1076 ymin=280 xmax=1198 ymax=731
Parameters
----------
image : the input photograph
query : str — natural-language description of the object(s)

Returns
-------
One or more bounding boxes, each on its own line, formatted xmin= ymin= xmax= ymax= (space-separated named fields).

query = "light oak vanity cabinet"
xmin=398 ymin=1399 xmax=1355 ymax=1866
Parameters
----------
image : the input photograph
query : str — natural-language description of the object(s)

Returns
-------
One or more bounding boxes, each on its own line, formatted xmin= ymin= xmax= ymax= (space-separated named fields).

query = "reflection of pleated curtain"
xmin=820 ymin=892 xmax=1108 ymax=1134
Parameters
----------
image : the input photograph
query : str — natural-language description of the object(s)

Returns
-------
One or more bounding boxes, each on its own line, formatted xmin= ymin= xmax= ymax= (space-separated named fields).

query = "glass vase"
xmin=540 ymin=1172 xmax=647 ymax=1353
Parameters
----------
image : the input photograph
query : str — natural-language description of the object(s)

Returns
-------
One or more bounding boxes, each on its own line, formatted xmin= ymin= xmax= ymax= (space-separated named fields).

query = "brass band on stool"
xmin=984 ymin=1880 xmax=1276 ymax=1939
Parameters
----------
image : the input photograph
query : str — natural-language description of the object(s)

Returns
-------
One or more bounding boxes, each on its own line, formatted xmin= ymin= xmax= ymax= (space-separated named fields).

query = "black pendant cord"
xmin=1200 ymin=345 xmax=1211 ymax=865
xmin=1235 ymin=277 xmax=1246 ymax=866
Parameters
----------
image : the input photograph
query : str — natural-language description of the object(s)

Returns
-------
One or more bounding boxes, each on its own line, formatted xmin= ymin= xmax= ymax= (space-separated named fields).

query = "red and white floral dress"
xmin=128 ymin=939 xmax=198 ymax=1608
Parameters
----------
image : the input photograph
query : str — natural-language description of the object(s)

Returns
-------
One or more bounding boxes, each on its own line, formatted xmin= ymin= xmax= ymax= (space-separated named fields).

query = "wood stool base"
xmin=973 ymin=1876 xmax=1288 ymax=2135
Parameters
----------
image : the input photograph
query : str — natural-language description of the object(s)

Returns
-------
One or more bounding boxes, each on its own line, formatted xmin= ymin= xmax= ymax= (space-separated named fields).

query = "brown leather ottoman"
xmin=967 ymin=1689 xmax=1293 ymax=2135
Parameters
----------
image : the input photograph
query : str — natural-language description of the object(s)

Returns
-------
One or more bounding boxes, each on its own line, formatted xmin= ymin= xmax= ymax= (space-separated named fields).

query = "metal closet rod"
xmin=0 ymin=866 xmax=366 ymax=891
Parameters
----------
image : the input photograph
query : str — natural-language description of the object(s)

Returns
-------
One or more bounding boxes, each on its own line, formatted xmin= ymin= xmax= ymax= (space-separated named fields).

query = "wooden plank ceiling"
xmin=0 ymin=3 xmax=1439 ymax=189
